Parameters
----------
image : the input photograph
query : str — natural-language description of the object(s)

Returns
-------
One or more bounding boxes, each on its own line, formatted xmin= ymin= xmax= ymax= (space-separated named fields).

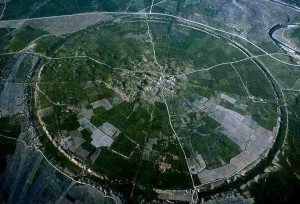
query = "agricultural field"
xmin=27 ymin=15 xmax=281 ymax=193
xmin=2 ymin=0 xmax=132 ymax=20
xmin=1 ymin=1 xmax=300 ymax=203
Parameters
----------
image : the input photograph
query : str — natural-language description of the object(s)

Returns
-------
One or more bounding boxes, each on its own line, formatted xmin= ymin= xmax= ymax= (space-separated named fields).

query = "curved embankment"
xmin=23 ymin=12 xmax=290 ymax=198
xmin=269 ymin=23 xmax=300 ymax=54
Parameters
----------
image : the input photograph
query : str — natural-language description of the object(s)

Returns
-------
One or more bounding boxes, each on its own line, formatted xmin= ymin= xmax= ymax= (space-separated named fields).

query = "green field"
xmin=28 ymin=16 xmax=280 ymax=194
xmin=2 ymin=0 xmax=133 ymax=20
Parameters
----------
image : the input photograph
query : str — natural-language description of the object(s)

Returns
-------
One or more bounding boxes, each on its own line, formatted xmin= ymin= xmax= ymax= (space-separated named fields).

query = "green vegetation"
xmin=210 ymin=64 xmax=248 ymax=96
xmin=81 ymin=129 xmax=92 ymax=142
xmin=42 ymin=135 xmax=81 ymax=175
xmin=290 ymin=27 xmax=300 ymax=48
xmin=0 ymin=28 xmax=14 ymax=53
xmin=0 ymin=138 xmax=17 ymax=173
xmin=287 ymin=94 xmax=300 ymax=172
xmin=8 ymin=26 xmax=48 ymax=52
xmin=58 ymin=111 xmax=80 ymax=132
xmin=167 ymin=24 xmax=246 ymax=73
xmin=44 ymin=106 xmax=80 ymax=132
xmin=0 ymin=116 xmax=21 ymax=138
xmin=174 ymin=112 xmax=241 ymax=168
xmin=0 ymin=55 xmax=13 ymax=80
xmin=137 ymin=137 xmax=193 ymax=189
xmin=81 ymin=141 xmax=95 ymax=152
xmin=3 ymin=0 xmax=132 ymax=20
xmin=192 ymin=132 xmax=241 ymax=168
xmin=259 ymin=55 xmax=300 ymax=89
xmin=2 ymin=0 xmax=45 ymax=20
xmin=137 ymin=160 xmax=193 ymax=189
xmin=250 ymin=93 xmax=300 ymax=203
xmin=31 ymin=0 xmax=130 ymax=17
xmin=251 ymin=168 xmax=300 ymax=203
xmin=92 ymin=148 xmax=140 ymax=180
xmin=110 ymin=134 xmax=137 ymax=157
xmin=0 ymin=1 xmax=296 ymax=203
xmin=233 ymin=59 xmax=276 ymax=99
xmin=250 ymin=102 xmax=278 ymax=131
xmin=32 ymin=17 xmax=279 ymax=194
xmin=34 ymin=35 xmax=63 ymax=55
xmin=202 ymin=116 xmax=220 ymax=129
xmin=290 ymin=27 xmax=300 ymax=38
